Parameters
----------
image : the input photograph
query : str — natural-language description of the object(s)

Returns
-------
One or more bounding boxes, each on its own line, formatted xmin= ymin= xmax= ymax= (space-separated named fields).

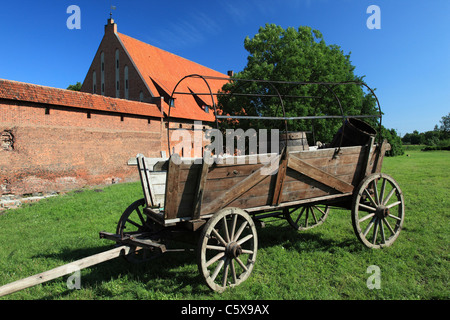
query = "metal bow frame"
xmin=167 ymin=74 xmax=382 ymax=156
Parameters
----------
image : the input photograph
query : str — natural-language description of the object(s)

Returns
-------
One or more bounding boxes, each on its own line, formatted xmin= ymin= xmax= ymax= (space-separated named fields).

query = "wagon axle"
xmin=375 ymin=205 xmax=390 ymax=219
xmin=226 ymin=242 xmax=243 ymax=259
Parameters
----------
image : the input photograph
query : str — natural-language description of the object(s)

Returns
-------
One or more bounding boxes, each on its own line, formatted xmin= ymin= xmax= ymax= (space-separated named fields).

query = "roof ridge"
xmin=117 ymin=32 xmax=223 ymax=74
xmin=0 ymin=78 xmax=162 ymax=118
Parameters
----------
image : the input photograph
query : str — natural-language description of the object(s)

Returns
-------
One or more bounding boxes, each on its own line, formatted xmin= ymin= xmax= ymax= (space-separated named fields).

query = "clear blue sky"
xmin=1 ymin=0 xmax=449 ymax=135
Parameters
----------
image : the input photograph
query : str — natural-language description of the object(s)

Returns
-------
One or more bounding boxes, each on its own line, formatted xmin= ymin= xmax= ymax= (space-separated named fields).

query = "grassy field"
xmin=0 ymin=149 xmax=448 ymax=300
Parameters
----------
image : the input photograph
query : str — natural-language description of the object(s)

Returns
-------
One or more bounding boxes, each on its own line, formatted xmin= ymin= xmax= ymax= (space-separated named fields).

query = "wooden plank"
xmin=141 ymin=155 xmax=155 ymax=207
xmin=371 ymin=140 xmax=390 ymax=174
xmin=148 ymin=172 xmax=166 ymax=207
xmin=0 ymin=245 xmax=131 ymax=297
xmin=192 ymin=151 xmax=211 ymax=219
xmin=201 ymin=174 xmax=275 ymax=207
xmin=246 ymin=193 xmax=352 ymax=214
xmin=137 ymin=154 xmax=153 ymax=207
xmin=271 ymin=150 xmax=288 ymax=205
xmin=164 ymin=154 xmax=181 ymax=219
xmin=201 ymin=155 xmax=280 ymax=215
xmin=287 ymin=155 xmax=354 ymax=194
xmin=359 ymin=136 xmax=375 ymax=181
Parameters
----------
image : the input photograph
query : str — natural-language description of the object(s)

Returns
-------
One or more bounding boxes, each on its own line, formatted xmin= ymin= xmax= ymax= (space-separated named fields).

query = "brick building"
xmin=81 ymin=19 xmax=226 ymax=123
xmin=0 ymin=19 xmax=228 ymax=197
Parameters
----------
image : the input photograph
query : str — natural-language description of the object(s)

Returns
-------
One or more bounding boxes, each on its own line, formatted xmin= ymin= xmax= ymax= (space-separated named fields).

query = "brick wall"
xmin=0 ymin=80 xmax=212 ymax=196
xmin=0 ymin=100 xmax=163 ymax=195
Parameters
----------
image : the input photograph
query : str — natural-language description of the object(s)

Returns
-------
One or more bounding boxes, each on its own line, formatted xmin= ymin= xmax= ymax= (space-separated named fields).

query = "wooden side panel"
xmin=279 ymin=146 xmax=367 ymax=204
xmin=160 ymin=145 xmax=386 ymax=219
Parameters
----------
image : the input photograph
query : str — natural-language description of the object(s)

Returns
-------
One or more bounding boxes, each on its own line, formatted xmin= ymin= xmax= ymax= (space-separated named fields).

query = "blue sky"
xmin=1 ymin=0 xmax=449 ymax=135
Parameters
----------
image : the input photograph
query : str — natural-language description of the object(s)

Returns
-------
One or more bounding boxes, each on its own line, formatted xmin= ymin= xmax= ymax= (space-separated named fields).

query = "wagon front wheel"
xmin=352 ymin=173 xmax=405 ymax=248
xmin=197 ymin=207 xmax=258 ymax=292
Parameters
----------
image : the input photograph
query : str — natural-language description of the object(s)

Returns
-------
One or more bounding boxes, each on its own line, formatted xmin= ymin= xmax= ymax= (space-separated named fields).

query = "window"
xmin=124 ymin=65 xmax=129 ymax=99
xmin=100 ymin=52 xmax=105 ymax=95
xmin=139 ymin=91 xmax=144 ymax=102
xmin=115 ymin=49 xmax=120 ymax=98
xmin=92 ymin=71 xmax=97 ymax=94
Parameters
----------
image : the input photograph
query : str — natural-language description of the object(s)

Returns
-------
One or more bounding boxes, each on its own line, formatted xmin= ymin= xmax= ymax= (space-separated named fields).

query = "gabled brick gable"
xmin=81 ymin=19 xmax=229 ymax=123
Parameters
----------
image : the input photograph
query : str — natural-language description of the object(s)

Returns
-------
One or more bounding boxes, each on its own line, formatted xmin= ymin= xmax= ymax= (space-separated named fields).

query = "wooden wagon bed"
xmin=134 ymin=137 xmax=389 ymax=229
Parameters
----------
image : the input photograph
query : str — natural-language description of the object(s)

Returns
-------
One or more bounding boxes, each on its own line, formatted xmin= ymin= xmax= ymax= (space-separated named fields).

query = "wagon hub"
xmin=226 ymin=242 xmax=243 ymax=258
xmin=375 ymin=205 xmax=390 ymax=219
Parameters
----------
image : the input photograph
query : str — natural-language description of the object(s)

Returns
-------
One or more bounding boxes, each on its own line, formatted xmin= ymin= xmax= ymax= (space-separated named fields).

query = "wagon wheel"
xmin=116 ymin=198 xmax=162 ymax=263
xmin=352 ymin=173 xmax=405 ymax=249
xmin=197 ymin=207 xmax=258 ymax=292
xmin=284 ymin=204 xmax=330 ymax=231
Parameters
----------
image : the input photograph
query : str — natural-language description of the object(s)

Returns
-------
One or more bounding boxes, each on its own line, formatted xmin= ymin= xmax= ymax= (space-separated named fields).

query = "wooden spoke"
xmin=359 ymin=212 xmax=375 ymax=223
xmin=285 ymin=204 xmax=330 ymax=231
xmin=197 ymin=207 xmax=258 ymax=292
xmin=352 ymin=173 xmax=405 ymax=249
xmin=359 ymin=203 xmax=377 ymax=212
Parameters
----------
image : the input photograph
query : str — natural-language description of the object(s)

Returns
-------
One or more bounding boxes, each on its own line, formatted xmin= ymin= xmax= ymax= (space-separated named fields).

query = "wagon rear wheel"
xmin=116 ymin=198 xmax=162 ymax=263
xmin=352 ymin=173 xmax=405 ymax=249
xmin=197 ymin=207 xmax=258 ymax=292
xmin=284 ymin=204 xmax=330 ymax=231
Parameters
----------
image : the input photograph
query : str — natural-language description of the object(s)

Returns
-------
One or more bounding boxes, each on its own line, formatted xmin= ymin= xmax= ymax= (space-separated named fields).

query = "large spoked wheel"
xmin=197 ymin=207 xmax=258 ymax=292
xmin=352 ymin=173 xmax=405 ymax=249
xmin=285 ymin=204 xmax=330 ymax=231
xmin=116 ymin=198 xmax=162 ymax=263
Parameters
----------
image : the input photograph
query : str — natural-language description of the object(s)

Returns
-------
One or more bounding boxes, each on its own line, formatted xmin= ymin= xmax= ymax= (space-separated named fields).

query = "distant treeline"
xmin=402 ymin=113 xmax=450 ymax=151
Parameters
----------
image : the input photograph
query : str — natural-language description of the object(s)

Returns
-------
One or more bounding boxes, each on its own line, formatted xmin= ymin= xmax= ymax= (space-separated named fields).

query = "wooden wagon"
xmin=0 ymin=76 xmax=405 ymax=296
xmin=99 ymin=76 xmax=405 ymax=292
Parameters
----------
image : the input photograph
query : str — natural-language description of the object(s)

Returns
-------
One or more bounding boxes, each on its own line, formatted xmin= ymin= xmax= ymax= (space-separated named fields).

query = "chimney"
xmin=227 ymin=70 xmax=234 ymax=77
xmin=105 ymin=18 xmax=117 ymax=34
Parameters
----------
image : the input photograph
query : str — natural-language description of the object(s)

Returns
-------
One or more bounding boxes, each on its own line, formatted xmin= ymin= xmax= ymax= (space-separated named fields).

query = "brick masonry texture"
xmin=0 ymin=94 xmax=162 ymax=195
xmin=0 ymin=80 xmax=211 ymax=196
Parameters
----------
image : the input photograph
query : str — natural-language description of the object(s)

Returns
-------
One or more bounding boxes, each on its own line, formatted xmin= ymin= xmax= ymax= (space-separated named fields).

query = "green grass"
xmin=0 ymin=150 xmax=448 ymax=300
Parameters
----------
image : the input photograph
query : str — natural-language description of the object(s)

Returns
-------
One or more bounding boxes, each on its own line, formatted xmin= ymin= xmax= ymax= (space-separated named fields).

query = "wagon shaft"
xmin=0 ymin=245 xmax=132 ymax=297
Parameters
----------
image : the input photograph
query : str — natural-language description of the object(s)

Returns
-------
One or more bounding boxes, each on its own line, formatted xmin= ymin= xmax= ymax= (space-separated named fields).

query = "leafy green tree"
xmin=380 ymin=127 xmax=404 ymax=156
xmin=438 ymin=112 xmax=450 ymax=139
xmin=219 ymin=24 xmax=380 ymax=143
xmin=67 ymin=82 xmax=82 ymax=91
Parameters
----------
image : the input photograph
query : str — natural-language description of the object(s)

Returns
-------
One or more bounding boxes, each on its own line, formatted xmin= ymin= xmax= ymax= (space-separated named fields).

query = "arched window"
xmin=124 ymin=65 xmax=129 ymax=99
xmin=92 ymin=71 xmax=97 ymax=94
xmin=100 ymin=52 xmax=105 ymax=95
xmin=115 ymin=49 xmax=120 ymax=98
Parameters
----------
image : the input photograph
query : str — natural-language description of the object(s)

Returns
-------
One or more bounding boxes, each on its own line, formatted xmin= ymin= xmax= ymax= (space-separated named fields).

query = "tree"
xmin=438 ymin=112 xmax=450 ymax=139
xmin=380 ymin=127 xmax=404 ymax=156
xmin=219 ymin=24 xmax=380 ymax=144
xmin=67 ymin=82 xmax=82 ymax=91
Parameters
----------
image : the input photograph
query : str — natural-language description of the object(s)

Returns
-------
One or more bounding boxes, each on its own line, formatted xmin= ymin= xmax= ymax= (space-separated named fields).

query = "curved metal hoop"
xmin=166 ymin=75 xmax=383 ymax=156
xmin=167 ymin=74 xmax=219 ymax=156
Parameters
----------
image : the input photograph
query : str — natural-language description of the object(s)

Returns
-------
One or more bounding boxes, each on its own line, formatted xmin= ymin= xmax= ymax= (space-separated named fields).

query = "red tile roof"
xmin=0 ymin=79 xmax=163 ymax=118
xmin=117 ymin=33 xmax=229 ymax=122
